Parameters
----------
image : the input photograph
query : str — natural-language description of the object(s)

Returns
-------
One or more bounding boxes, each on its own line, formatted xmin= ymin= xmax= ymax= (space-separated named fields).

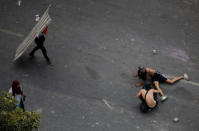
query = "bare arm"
xmin=134 ymin=72 xmax=138 ymax=77
xmin=134 ymin=68 xmax=139 ymax=77
xmin=134 ymin=67 xmax=143 ymax=77
xmin=154 ymin=81 xmax=164 ymax=96
xmin=21 ymin=91 xmax=24 ymax=97
xmin=136 ymin=90 xmax=142 ymax=98
xmin=136 ymin=80 xmax=145 ymax=87
xmin=153 ymin=89 xmax=161 ymax=94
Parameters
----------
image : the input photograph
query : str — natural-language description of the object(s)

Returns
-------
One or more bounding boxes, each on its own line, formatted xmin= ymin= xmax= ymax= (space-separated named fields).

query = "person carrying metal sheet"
xmin=29 ymin=26 xmax=51 ymax=64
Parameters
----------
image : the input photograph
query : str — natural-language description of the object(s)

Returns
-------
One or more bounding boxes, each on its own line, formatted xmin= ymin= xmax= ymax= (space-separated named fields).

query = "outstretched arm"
xmin=136 ymin=80 xmax=145 ymax=87
xmin=134 ymin=67 xmax=140 ymax=77
xmin=134 ymin=72 xmax=138 ymax=77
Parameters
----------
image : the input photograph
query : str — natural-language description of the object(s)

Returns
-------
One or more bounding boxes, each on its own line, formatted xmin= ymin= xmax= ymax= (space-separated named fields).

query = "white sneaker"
xmin=184 ymin=73 xmax=189 ymax=81
xmin=161 ymin=95 xmax=168 ymax=102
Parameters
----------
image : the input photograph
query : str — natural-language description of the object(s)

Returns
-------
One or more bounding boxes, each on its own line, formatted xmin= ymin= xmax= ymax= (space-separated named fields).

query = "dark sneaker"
xmin=47 ymin=60 xmax=52 ymax=65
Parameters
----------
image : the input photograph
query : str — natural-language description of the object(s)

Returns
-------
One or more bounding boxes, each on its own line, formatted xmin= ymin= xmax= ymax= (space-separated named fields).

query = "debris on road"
xmin=130 ymin=38 xmax=135 ymax=42
xmin=173 ymin=117 xmax=179 ymax=123
xmin=152 ymin=49 xmax=157 ymax=54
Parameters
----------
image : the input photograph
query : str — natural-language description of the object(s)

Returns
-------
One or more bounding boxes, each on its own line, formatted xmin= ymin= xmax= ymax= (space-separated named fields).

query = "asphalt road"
xmin=0 ymin=0 xmax=199 ymax=131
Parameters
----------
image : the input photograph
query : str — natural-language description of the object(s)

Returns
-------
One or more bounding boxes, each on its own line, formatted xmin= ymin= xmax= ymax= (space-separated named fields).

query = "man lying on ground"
xmin=134 ymin=66 xmax=189 ymax=101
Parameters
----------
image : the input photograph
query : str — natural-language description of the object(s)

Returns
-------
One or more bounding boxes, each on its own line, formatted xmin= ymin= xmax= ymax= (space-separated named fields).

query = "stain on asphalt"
xmin=167 ymin=48 xmax=190 ymax=62
xmin=85 ymin=66 xmax=101 ymax=80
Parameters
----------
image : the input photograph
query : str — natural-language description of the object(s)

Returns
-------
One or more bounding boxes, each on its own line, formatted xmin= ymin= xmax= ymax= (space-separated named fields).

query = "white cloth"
xmin=9 ymin=88 xmax=22 ymax=104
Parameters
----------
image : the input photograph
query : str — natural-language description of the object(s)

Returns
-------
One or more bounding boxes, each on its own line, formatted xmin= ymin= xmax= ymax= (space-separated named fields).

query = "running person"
xmin=134 ymin=66 xmax=189 ymax=101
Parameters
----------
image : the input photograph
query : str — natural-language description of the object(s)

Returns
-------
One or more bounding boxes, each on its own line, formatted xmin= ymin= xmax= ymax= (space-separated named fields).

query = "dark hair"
xmin=140 ymin=102 xmax=149 ymax=113
xmin=142 ymin=81 xmax=153 ymax=90
xmin=12 ymin=80 xmax=22 ymax=96
xmin=138 ymin=66 xmax=147 ymax=81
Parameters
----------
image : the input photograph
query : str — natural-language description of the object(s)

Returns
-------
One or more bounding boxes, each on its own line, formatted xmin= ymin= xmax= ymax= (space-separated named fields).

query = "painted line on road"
xmin=102 ymin=99 xmax=136 ymax=116
xmin=102 ymin=99 xmax=113 ymax=110
xmin=0 ymin=28 xmax=23 ymax=37
xmin=165 ymin=74 xmax=199 ymax=87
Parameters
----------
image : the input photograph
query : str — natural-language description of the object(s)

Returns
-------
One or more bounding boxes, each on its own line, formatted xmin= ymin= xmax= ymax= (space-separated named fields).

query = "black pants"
xmin=20 ymin=99 xmax=25 ymax=112
xmin=30 ymin=46 xmax=50 ymax=62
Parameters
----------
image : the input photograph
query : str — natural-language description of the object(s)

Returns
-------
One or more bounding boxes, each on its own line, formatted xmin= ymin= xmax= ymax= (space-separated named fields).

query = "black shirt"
xmin=34 ymin=34 xmax=45 ymax=47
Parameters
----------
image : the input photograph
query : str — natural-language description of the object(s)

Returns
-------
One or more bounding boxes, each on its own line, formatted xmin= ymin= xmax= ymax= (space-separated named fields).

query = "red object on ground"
xmin=43 ymin=26 xmax=48 ymax=35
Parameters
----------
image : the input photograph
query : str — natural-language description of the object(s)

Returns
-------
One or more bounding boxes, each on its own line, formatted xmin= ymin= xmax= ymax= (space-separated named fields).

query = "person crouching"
xmin=136 ymin=83 xmax=160 ymax=113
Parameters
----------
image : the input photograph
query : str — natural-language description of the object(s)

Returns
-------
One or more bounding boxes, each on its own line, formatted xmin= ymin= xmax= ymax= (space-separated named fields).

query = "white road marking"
xmin=102 ymin=99 xmax=113 ymax=110
xmin=183 ymin=81 xmax=199 ymax=87
xmin=165 ymin=74 xmax=199 ymax=87
xmin=0 ymin=28 xmax=23 ymax=37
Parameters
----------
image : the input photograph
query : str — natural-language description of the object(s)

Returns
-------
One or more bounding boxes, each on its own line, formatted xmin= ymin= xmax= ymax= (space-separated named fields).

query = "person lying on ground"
xmin=134 ymin=66 xmax=189 ymax=101
xmin=136 ymin=83 xmax=160 ymax=113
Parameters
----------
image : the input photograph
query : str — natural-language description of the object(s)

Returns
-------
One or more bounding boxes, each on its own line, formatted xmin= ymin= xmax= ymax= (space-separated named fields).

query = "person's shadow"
xmin=13 ymin=54 xmax=53 ymax=75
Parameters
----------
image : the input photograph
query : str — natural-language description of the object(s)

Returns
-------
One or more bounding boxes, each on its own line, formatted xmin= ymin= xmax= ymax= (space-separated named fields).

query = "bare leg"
xmin=154 ymin=81 xmax=164 ymax=96
xmin=166 ymin=76 xmax=184 ymax=84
